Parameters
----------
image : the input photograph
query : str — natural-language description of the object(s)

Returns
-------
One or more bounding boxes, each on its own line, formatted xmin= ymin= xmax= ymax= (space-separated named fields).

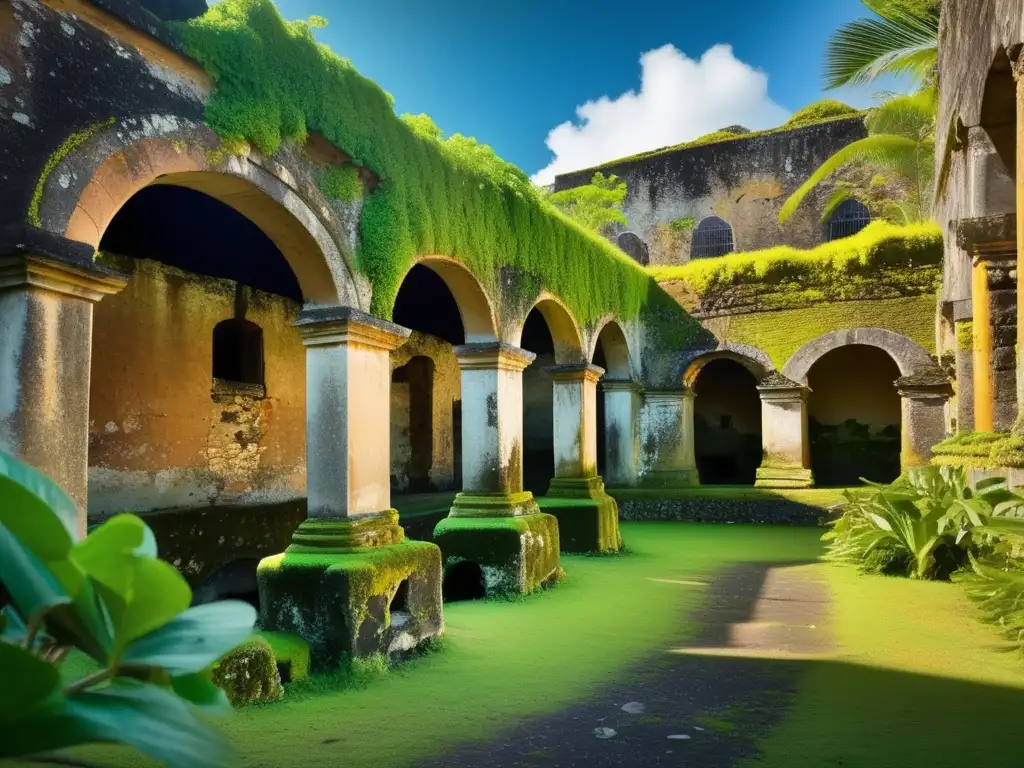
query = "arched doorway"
xmin=691 ymin=359 xmax=762 ymax=484
xmin=807 ymin=344 xmax=901 ymax=485
xmin=391 ymin=264 xmax=467 ymax=494
xmin=88 ymin=183 xmax=309 ymax=517
xmin=591 ymin=320 xmax=632 ymax=479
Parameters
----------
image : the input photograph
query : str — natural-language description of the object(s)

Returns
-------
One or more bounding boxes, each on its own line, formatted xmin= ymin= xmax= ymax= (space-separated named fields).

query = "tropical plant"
xmin=824 ymin=0 xmax=940 ymax=91
xmin=0 ymin=449 xmax=256 ymax=767
xmin=544 ymin=172 xmax=629 ymax=234
xmin=780 ymin=88 xmax=936 ymax=224
xmin=824 ymin=467 xmax=1024 ymax=580
xmin=955 ymin=548 xmax=1024 ymax=653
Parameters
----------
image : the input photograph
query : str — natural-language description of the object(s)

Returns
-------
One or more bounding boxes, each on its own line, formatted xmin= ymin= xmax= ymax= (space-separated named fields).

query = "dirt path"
xmin=415 ymin=562 xmax=830 ymax=768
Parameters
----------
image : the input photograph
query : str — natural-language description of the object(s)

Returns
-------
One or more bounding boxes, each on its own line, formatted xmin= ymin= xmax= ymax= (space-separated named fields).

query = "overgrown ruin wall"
xmin=88 ymin=257 xmax=307 ymax=517
xmin=554 ymin=118 xmax=867 ymax=266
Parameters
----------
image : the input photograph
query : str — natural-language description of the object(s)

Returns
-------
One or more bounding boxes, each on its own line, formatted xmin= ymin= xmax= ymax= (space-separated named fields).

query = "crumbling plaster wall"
xmin=88 ymin=257 xmax=306 ymax=517
xmin=553 ymin=118 xmax=868 ymax=266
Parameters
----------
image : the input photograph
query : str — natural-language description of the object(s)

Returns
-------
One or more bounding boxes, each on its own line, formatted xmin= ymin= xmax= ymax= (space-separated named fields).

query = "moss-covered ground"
xmin=48 ymin=523 xmax=1024 ymax=768
xmin=609 ymin=486 xmax=854 ymax=507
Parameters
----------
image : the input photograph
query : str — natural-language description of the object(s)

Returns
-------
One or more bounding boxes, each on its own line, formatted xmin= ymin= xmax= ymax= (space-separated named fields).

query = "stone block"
xmin=637 ymin=468 xmax=700 ymax=488
xmin=538 ymin=496 xmax=623 ymax=554
xmin=432 ymin=513 xmax=563 ymax=597
xmin=257 ymin=538 xmax=444 ymax=670
xmin=754 ymin=465 xmax=814 ymax=489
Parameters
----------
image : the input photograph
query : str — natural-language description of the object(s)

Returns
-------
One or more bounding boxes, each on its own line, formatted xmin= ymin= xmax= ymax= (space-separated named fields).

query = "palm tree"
xmin=780 ymin=88 xmax=936 ymax=223
xmin=824 ymin=0 xmax=941 ymax=90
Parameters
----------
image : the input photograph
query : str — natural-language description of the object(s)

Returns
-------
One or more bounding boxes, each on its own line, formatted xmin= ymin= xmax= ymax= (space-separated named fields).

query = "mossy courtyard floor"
xmin=56 ymin=523 xmax=1024 ymax=767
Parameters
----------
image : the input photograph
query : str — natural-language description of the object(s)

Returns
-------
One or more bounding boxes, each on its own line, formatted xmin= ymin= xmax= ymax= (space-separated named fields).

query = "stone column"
xmin=600 ymin=379 xmax=642 ymax=487
xmin=638 ymin=389 xmax=699 ymax=487
xmin=897 ymin=371 xmax=954 ymax=468
xmin=433 ymin=343 xmax=563 ymax=595
xmin=0 ymin=231 xmax=126 ymax=535
xmin=958 ymin=214 xmax=1017 ymax=432
xmin=754 ymin=374 xmax=813 ymax=488
xmin=259 ymin=306 xmax=444 ymax=666
xmin=289 ymin=306 xmax=410 ymax=549
xmin=545 ymin=363 xmax=603 ymax=495
xmin=450 ymin=342 xmax=538 ymax=515
xmin=954 ymin=303 xmax=975 ymax=433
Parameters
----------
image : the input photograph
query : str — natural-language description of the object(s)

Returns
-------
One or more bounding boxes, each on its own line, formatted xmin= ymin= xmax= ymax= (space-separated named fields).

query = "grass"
xmin=742 ymin=565 xmax=1024 ymax=768
xmin=608 ymin=486 xmax=855 ymax=508
xmin=62 ymin=523 xmax=821 ymax=768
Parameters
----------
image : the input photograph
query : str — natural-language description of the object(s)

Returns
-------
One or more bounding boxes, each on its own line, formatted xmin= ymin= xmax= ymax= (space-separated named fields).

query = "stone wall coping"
xmin=453 ymin=342 xmax=536 ymax=372
xmin=957 ymin=213 xmax=1018 ymax=260
xmin=294 ymin=306 xmax=411 ymax=351
xmin=896 ymin=370 xmax=954 ymax=400
xmin=0 ymin=227 xmax=128 ymax=301
xmin=644 ymin=388 xmax=695 ymax=402
xmin=542 ymin=363 xmax=605 ymax=383
xmin=600 ymin=378 xmax=644 ymax=394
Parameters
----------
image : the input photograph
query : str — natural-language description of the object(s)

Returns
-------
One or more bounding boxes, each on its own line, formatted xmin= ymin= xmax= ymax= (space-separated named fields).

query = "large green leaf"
xmin=120 ymin=601 xmax=257 ymax=675
xmin=0 ymin=449 xmax=80 ymax=545
xmin=110 ymin=558 xmax=192 ymax=657
xmin=0 ymin=679 xmax=238 ymax=768
xmin=0 ymin=521 xmax=71 ymax=622
xmin=172 ymin=673 xmax=232 ymax=713
xmin=72 ymin=514 xmax=152 ymax=599
xmin=0 ymin=641 xmax=61 ymax=719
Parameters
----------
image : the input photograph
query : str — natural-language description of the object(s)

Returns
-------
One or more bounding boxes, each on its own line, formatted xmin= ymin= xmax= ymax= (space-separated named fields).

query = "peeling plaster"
xmin=19 ymin=21 xmax=37 ymax=47
xmin=59 ymin=20 xmax=75 ymax=37
xmin=12 ymin=113 xmax=30 ymax=126
xmin=0 ymin=67 xmax=12 ymax=86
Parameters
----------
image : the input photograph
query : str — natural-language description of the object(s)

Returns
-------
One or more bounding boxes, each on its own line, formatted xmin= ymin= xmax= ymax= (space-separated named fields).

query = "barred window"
xmin=691 ymin=216 xmax=735 ymax=259
xmin=826 ymin=199 xmax=871 ymax=241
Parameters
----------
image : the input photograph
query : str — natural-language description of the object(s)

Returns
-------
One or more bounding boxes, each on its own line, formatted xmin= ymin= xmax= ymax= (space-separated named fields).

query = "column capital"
xmin=543 ymin=362 xmax=605 ymax=383
xmin=0 ymin=253 xmax=127 ymax=302
xmin=757 ymin=373 xmax=809 ymax=401
xmin=644 ymin=387 xmax=694 ymax=403
xmin=896 ymin=369 xmax=953 ymax=401
xmin=956 ymin=213 xmax=1018 ymax=264
xmin=453 ymin=342 xmax=536 ymax=372
xmin=601 ymin=378 xmax=643 ymax=395
xmin=294 ymin=306 xmax=411 ymax=351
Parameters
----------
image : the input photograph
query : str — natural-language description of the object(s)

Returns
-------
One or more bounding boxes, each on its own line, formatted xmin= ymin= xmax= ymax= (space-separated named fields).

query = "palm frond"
xmin=824 ymin=10 xmax=939 ymax=90
xmin=865 ymin=90 xmax=936 ymax=139
xmin=779 ymin=135 xmax=925 ymax=222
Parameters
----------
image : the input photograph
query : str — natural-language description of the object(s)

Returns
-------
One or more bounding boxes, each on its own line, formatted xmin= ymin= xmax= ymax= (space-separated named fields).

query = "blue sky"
xmin=271 ymin=0 xmax=887 ymax=182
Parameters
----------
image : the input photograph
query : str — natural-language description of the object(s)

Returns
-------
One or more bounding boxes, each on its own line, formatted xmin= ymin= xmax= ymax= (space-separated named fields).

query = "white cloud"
xmin=531 ymin=44 xmax=791 ymax=185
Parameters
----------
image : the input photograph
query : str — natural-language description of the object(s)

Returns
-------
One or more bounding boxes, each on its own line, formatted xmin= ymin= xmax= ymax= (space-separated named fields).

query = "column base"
xmin=638 ymin=468 xmax=700 ymax=488
xmin=433 ymin=510 xmax=563 ymax=597
xmin=257 ymin=538 xmax=443 ymax=671
xmin=754 ymin=466 xmax=814 ymax=489
xmin=543 ymin=476 xmax=623 ymax=553
xmin=286 ymin=509 xmax=405 ymax=553
xmin=447 ymin=490 xmax=541 ymax=518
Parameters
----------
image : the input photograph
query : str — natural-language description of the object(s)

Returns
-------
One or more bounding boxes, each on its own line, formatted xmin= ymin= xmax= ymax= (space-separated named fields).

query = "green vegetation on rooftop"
xmin=783 ymin=99 xmax=860 ymax=128
xmin=649 ymin=220 xmax=941 ymax=297
xmin=173 ymin=1 xmax=658 ymax=325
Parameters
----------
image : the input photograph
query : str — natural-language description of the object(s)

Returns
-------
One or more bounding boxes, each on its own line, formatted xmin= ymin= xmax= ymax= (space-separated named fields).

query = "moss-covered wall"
xmin=88 ymin=257 xmax=306 ymax=517
xmin=701 ymin=295 xmax=937 ymax=371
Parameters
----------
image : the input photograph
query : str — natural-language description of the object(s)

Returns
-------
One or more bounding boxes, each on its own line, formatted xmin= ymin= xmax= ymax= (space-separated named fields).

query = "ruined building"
xmin=0 ymin=0 xmax=963 ymax=664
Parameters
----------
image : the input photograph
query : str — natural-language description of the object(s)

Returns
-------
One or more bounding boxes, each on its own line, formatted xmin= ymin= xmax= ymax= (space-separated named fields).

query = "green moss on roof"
xmin=649 ymin=221 xmax=942 ymax=298
xmin=784 ymin=100 xmax=859 ymax=129
xmin=569 ymin=109 xmax=865 ymax=176
xmin=172 ymin=0 xmax=660 ymax=325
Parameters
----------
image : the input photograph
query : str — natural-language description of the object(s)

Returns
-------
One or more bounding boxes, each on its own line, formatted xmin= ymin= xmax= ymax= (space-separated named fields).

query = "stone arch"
xmin=403 ymin=255 xmax=499 ymax=343
xmin=590 ymin=318 xmax=632 ymax=378
xmin=681 ymin=343 xmax=774 ymax=387
xmin=782 ymin=329 xmax=934 ymax=384
xmin=616 ymin=232 xmax=649 ymax=266
xmin=515 ymin=294 xmax=585 ymax=364
xmin=979 ymin=47 xmax=1017 ymax=179
xmin=35 ymin=117 xmax=361 ymax=307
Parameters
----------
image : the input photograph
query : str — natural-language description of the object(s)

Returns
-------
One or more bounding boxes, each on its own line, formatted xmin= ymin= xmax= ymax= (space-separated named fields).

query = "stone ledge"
xmin=616 ymin=498 xmax=829 ymax=525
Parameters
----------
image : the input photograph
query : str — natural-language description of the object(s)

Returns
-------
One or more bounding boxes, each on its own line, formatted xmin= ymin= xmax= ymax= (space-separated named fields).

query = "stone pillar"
xmin=638 ymin=389 xmax=699 ymax=487
xmin=958 ymin=214 xmax=1017 ymax=432
xmin=954 ymin=303 xmax=975 ymax=433
xmin=259 ymin=306 xmax=443 ymax=666
xmin=897 ymin=371 xmax=954 ymax=468
xmin=754 ymin=374 xmax=813 ymax=488
xmin=600 ymin=379 xmax=642 ymax=487
xmin=450 ymin=342 xmax=537 ymax=510
xmin=0 ymin=231 xmax=126 ymax=535
xmin=433 ymin=343 xmax=563 ymax=594
xmin=543 ymin=364 xmax=623 ymax=554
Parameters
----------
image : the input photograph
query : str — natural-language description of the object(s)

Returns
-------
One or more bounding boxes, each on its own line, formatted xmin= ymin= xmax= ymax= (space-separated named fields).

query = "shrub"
xmin=259 ymin=630 xmax=311 ymax=683
xmin=823 ymin=467 xmax=1024 ymax=580
xmin=0 ymin=449 xmax=257 ymax=767
xmin=784 ymin=100 xmax=860 ymax=129
xmin=212 ymin=636 xmax=284 ymax=707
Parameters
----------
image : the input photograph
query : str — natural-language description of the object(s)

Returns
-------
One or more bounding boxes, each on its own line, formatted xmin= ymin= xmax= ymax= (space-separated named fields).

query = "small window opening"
xmin=443 ymin=562 xmax=486 ymax=602
xmin=826 ymin=199 xmax=871 ymax=241
xmin=213 ymin=284 xmax=264 ymax=386
xmin=691 ymin=217 xmax=735 ymax=259
xmin=390 ymin=579 xmax=411 ymax=629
